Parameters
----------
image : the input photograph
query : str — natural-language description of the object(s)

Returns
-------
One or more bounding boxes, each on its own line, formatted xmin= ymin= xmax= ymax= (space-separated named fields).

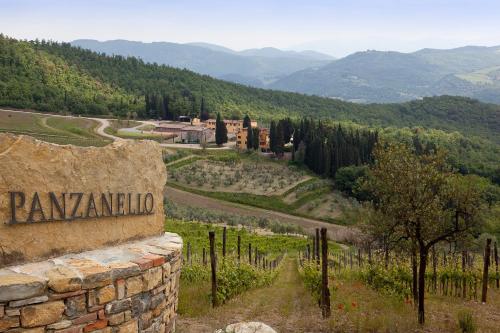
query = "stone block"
xmin=65 ymin=295 xmax=87 ymax=318
xmin=54 ymin=324 xmax=85 ymax=333
xmin=138 ymin=311 xmax=152 ymax=330
xmin=72 ymin=312 xmax=97 ymax=325
xmin=105 ymin=299 xmax=131 ymax=315
xmin=123 ymin=311 xmax=131 ymax=322
xmin=149 ymin=294 xmax=165 ymax=311
xmin=107 ymin=312 xmax=125 ymax=326
xmin=0 ymin=316 xmax=19 ymax=332
xmin=45 ymin=266 xmax=82 ymax=293
xmin=0 ymin=273 xmax=46 ymax=302
xmin=66 ymin=260 xmax=112 ymax=290
xmin=83 ymin=319 xmax=108 ymax=332
xmin=116 ymin=319 xmax=138 ymax=333
xmin=125 ymin=277 xmax=143 ymax=298
xmin=131 ymin=259 xmax=152 ymax=271
xmin=108 ymin=263 xmax=140 ymax=281
xmin=131 ymin=294 xmax=150 ymax=317
xmin=0 ymin=134 xmax=166 ymax=267
xmin=9 ymin=295 xmax=49 ymax=308
xmin=142 ymin=254 xmax=165 ymax=267
xmin=49 ymin=290 xmax=86 ymax=301
xmin=97 ymin=309 xmax=105 ymax=320
xmin=87 ymin=290 xmax=97 ymax=308
xmin=116 ymin=279 xmax=125 ymax=300
xmin=142 ymin=267 xmax=162 ymax=290
xmin=47 ymin=320 xmax=73 ymax=330
xmin=97 ymin=285 xmax=115 ymax=305
xmin=8 ymin=327 xmax=45 ymax=333
xmin=5 ymin=309 xmax=20 ymax=316
xmin=161 ymin=263 xmax=171 ymax=280
xmin=20 ymin=301 xmax=65 ymax=327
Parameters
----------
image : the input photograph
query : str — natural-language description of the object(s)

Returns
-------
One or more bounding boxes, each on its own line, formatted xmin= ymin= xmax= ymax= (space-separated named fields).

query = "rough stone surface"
xmin=20 ymin=301 xmax=65 ymax=327
xmin=96 ymin=285 xmax=115 ymax=305
xmin=9 ymin=296 xmax=49 ymax=308
xmin=116 ymin=319 xmax=137 ymax=333
xmin=216 ymin=322 xmax=277 ymax=333
xmin=65 ymin=295 xmax=87 ymax=318
xmin=0 ymin=133 xmax=167 ymax=267
xmin=0 ymin=273 xmax=46 ymax=302
xmin=142 ymin=267 xmax=162 ymax=291
xmin=45 ymin=266 xmax=82 ymax=293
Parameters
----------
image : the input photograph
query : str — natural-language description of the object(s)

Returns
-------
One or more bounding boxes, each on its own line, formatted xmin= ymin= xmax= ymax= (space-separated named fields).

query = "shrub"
xmin=457 ymin=311 xmax=476 ymax=333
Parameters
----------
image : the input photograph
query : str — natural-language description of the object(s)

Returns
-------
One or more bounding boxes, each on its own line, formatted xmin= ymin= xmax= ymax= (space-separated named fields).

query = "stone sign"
xmin=0 ymin=133 xmax=167 ymax=267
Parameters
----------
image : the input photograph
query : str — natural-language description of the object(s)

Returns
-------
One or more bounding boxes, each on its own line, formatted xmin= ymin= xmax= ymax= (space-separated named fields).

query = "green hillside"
xmin=0 ymin=35 xmax=499 ymax=180
xmin=1 ymin=35 xmax=499 ymax=141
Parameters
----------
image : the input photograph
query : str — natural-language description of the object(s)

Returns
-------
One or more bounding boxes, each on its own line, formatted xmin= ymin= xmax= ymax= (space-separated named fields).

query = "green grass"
xmin=0 ymin=110 xmax=110 ymax=146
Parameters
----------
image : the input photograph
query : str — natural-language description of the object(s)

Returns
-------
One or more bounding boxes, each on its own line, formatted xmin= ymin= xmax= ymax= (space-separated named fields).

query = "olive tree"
xmin=363 ymin=143 xmax=485 ymax=324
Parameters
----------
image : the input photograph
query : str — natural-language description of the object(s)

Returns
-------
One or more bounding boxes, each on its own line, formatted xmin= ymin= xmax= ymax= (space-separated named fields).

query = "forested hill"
xmin=1 ymin=35 xmax=500 ymax=144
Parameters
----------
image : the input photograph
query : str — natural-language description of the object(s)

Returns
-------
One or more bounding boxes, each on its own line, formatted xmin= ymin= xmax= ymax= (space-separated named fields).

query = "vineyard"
xmin=298 ymin=231 xmax=500 ymax=332
xmin=164 ymin=220 xmax=315 ymax=317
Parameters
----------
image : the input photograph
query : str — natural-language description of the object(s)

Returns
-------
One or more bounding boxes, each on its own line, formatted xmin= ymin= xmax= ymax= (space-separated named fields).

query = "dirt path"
xmin=176 ymin=258 xmax=331 ymax=333
xmin=166 ymin=185 xmax=357 ymax=242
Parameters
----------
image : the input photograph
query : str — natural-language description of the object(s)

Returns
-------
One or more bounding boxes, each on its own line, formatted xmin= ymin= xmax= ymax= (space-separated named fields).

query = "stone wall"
xmin=0 ymin=134 xmax=167 ymax=267
xmin=0 ymin=233 xmax=182 ymax=333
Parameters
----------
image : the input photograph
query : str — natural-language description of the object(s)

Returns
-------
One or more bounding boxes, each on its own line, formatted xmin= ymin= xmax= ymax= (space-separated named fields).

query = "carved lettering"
xmin=8 ymin=191 xmax=25 ymax=224
xmin=27 ymin=192 xmax=46 ymax=222
xmin=6 ymin=191 xmax=155 ymax=224
xmin=70 ymin=192 xmax=84 ymax=219
xmin=49 ymin=192 xmax=66 ymax=220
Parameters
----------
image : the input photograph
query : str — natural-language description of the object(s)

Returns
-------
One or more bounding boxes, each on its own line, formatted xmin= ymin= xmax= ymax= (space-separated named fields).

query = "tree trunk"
xmin=412 ymin=248 xmax=418 ymax=305
xmin=320 ymin=228 xmax=331 ymax=318
xmin=209 ymin=231 xmax=218 ymax=307
xmin=418 ymin=247 xmax=428 ymax=324
xmin=481 ymin=238 xmax=492 ymax=303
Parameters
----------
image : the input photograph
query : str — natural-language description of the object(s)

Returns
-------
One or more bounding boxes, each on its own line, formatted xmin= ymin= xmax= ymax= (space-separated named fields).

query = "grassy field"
xmin=0 ymin=110 xmax=110 ymax=146
xmin=165 ymin=150 xmax=361 ymax=225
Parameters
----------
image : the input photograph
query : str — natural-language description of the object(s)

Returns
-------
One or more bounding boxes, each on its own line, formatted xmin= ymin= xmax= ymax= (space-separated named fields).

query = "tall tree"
xmin=269 ymin=120 xmax=277 ymax=153
xmin=246 ymin=125 xmax=253 ymax=150
xmin=274 ymin=121 xmax=285 ymax=156
xmin=363 ymin=143 xmax=485 ymax=324
xmin=252 ymin=127 xmax=260 ymax=150
xmin=243 ymin=115 xmax=251 ymax=129
xmin=215 ymin=112 xmax=228 ymax=146
xmin=200 ymin=97 xmax=209 ymax=121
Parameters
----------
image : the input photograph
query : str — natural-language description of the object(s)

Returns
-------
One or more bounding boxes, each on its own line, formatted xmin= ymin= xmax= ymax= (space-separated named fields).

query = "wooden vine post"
xmin=237 ymin=235 xmax=241 ymax=262
xmin=248 ymin=243 xmax=252 ymax=264
xmin=209 ymin=231 xmax=218 ymax=307
xmin=481 ymin=238 xmax=492 ymax=303
xmin=316 ymin=228 xmax=320 ymax=266
xmin=462 ymin=250 xmax=467 ymax=298
xmin=495 ymin=242 xmax=499 ymax=289
xmin=222 ymin=226 xmax=227 ymax=258
xmin=320 ymin=228 xmax=331 ymax=318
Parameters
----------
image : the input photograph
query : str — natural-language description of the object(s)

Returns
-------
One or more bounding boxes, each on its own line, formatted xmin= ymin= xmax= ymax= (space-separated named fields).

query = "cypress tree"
xmin=252 ymin=127 xmax=260 ymax=150
xmin=274 ymin=121 xmax=285 ymax=156
xmin=269 ymin=121 xmax=277 ymax=153
xmin=200 ymin=97 xmax=209 ymax=121
xmin=215 ymin=112 xmax=228 ymax=146
xmin=243 ymin=115 xmax=251 ymax=129
xmin=246 ymin=125 xmax=253 ymax=150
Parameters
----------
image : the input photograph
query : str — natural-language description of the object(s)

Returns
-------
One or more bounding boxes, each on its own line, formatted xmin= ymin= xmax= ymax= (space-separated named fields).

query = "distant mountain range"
xmin=270 ymin=46 xmax=500 ymax=103
xmin=72 ymin=40 xmax=500 ymax=104
xmin=71 ymin=40 xmax=334 ymax=86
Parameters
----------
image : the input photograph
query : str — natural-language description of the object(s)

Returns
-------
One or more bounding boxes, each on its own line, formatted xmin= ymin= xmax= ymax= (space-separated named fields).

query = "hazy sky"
xmin=1 ymin=0 xmax=500 ymax=57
